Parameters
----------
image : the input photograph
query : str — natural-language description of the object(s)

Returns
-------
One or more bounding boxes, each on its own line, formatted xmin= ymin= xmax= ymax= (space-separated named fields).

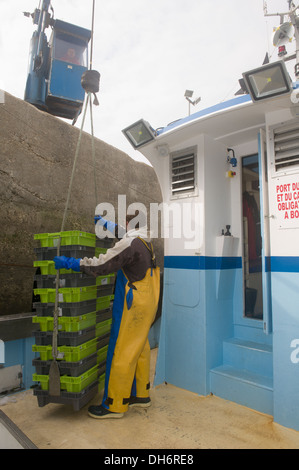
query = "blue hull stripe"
xmin=269 ymin=256 xmax=299 ymax=273
xmin=164 ymin=256 xmax=242 ymax=270
xmin=164 ymin=256 xmax=299 ymax=273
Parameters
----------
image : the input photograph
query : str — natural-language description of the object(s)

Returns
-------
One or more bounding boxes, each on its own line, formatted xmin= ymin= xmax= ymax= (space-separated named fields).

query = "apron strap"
xmin=138 ymin=237 xmax=157 ymax=268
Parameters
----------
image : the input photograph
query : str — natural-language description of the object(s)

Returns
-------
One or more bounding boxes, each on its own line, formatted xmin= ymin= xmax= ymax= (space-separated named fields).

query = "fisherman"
xmin=54 ymin=213 xmax=160 ymax=419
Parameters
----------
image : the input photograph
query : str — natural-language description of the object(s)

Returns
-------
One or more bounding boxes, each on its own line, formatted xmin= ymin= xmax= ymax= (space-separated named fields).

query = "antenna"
xmin=263 ymin=1 xmax=267 ymax=16
xmin=265 ymin=1 xmax=299 ymax=78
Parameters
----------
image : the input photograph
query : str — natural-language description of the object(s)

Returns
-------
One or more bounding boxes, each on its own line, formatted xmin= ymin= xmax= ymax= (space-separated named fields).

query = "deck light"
xmin=122 ymin=119 xmax=156 ymax=149
xmin=242 ymin=60 xmax=292 ymax=102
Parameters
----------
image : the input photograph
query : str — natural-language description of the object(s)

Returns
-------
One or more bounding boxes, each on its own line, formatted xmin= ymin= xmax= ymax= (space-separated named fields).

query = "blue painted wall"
xmin=155 ymin=254 xmax=299 ymax=431
xmin=272 ymin=270 xmax=299 ymax=431
xmin=155 ymin=256 xmax=240 ymax=395
xmin=3 ymin=338 xmax=36 ymax=390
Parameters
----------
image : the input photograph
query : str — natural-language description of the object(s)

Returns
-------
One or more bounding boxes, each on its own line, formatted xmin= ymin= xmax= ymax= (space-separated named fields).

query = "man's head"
xmin=126 ymin=210 xmax=146 ymax=231
xmin=67 ymin=48 xmax=76 ymax=59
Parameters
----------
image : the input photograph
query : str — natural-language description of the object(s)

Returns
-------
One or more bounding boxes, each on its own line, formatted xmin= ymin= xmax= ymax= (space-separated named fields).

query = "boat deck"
xmin=1 ymin=349 xmax=299 ymax=450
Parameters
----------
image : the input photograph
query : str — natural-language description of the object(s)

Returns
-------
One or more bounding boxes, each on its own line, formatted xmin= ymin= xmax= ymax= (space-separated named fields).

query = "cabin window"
xmin=53 ymin=33 xmax=88 ymax=67
xmin=272 ymin=122 xmax=299 ymax=174
xmin=170 ymin=147 xmax=197 ymax=198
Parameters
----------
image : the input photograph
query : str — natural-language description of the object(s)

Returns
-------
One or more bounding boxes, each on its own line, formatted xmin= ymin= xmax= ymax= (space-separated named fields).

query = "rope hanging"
xmin=52 ymin=0 xmax=100 ymax=364
xmin=58 ymin=0 xmax=99 ymax=234
xmin=53 ymin=91 xmax=91 ymax=363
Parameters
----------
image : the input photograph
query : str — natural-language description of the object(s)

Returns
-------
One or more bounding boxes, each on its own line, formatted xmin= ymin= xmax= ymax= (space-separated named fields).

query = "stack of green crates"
xmin=31 ymin=231 xmax=115 ymax=411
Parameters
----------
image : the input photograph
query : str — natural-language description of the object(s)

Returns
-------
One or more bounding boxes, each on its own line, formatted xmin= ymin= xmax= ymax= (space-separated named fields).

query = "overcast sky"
xmin=0 ymin=0 xmax=296 ymax=164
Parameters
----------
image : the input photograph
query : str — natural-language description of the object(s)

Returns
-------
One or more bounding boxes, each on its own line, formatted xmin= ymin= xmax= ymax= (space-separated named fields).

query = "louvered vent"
xmin=171 ymin=148 xmax=196 ymax=197
xmin=274 ymin=123 xmax=299 ymax=172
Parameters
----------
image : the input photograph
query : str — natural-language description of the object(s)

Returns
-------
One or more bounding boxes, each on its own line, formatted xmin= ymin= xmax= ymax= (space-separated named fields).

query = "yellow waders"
xmin=106 ymin=265 xmax=160 ymax=413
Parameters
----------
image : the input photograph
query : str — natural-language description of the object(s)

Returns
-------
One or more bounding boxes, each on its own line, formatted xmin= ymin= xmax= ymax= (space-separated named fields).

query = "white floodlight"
xmin=242 ymin=60 xmax=292 ymax=102
xmin=122 ymin=119 xmax=156 ymax=149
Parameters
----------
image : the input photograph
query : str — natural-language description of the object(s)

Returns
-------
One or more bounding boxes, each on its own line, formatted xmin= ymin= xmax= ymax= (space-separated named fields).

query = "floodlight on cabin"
xmin=242 ymin=60 xmax=292 ymax=102
xmin=122 ymin=119 xmax=156 ymax=149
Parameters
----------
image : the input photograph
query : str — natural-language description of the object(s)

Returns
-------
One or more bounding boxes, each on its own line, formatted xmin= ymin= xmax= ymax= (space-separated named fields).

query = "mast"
xmin=264 ymin=1 xmax=299 ymax=78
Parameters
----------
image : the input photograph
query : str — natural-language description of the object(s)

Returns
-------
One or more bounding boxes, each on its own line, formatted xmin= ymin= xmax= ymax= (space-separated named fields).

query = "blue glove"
xmin=53 ymin=256 xmax=81 ymax=272
xmin=94 ymin=215 xmax=117 ymax=234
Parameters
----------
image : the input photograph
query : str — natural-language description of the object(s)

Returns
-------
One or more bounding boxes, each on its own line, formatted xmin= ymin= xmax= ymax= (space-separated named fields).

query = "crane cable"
xmin=52 ymin=0 xmax=100 ymax=363
xmin=60 ymin=0 xmax=99 ymax=237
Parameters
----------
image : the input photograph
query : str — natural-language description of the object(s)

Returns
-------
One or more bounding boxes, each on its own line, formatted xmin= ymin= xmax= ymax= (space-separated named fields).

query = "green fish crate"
xmin=32 ymin=364 xmax=100 ymax=393
xmin=96 ymin=295 xmax=114 ymax=311
xmin=34 ymin=260 xmax=76 ymax=276
xmin=98 ymin=373 xmax=105 ymax=393
xmin=60 ymin=336 xmax=100 ymax=361
xmin=96 ymin=318 xmax=112 ymax=339
xmin=61 ymin=366 xmax=100 ymax=393
xmin=96 ymin=274 xmax=115 ymax=287
xmin=59 ymin=311 xmax=98 ymax=332
xmin=97 ymin=345 xmax=108 ymax=364
xmin=33 ymin=289 xmax=56 ymax=303
xmin=32 ymin=311 xmax=97 ymax=333
xmin=34 ymin=231 xmax=96 ymax=248
xmin=33 ymin=286 xmax=98 ymax=304
xmin=32 ymin=336 xmax=99 ymax=362
xmin=58 ymin=286 xmax=97 ymax=303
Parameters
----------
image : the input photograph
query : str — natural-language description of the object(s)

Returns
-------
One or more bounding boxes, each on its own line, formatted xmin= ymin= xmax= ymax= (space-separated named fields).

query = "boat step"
xmin=210 ymin=365 xmax=273 ymax=415
xmin=223 ymin=338 xmax=273 ymax=377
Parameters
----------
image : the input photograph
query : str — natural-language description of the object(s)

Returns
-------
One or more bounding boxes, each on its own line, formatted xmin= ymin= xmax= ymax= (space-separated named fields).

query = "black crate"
xmin=96 ymin=308 xmax=112 ymax=323
xmin=34 ymin=245 xmax=95 ymax=261
xmin=33 ymin=379 xmax=99 ymax=411
xmin=32 ymin=352 xmax=99 ymax=376
xmin=65 ymin=299 xmax=99 ymax=317
xmin=97 ymin=284 xmax=115 ymax=297
xmin=96 ymin=238 xmax=115 ymax=248
xmin=59 ymin=299 xmax=98 ymax=317
xmin=34 ymin=273 xmax=98 ymax=289
xmin=34 ymin=326 xmax=96 ymax=347
xmin=33 ymin=302 xmax=56 ymax=316
xmin=97 ymin=333 xmax=110 ymax=349
xmin=33 ymin=299 xmax=97 ymax=317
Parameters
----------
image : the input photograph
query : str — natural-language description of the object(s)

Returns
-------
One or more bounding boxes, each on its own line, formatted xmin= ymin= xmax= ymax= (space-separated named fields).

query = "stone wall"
xmin=0 ymin=92 xmax=163 ymax=315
